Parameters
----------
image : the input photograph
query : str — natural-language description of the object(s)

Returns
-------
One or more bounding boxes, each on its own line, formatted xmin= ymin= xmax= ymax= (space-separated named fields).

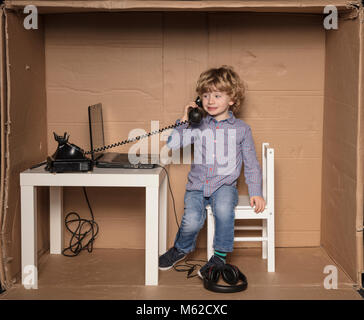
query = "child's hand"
xmin=181 ymin=101 xmax=199 ymax=122
xmin=250 ymin=196 xmax=266 ymax=213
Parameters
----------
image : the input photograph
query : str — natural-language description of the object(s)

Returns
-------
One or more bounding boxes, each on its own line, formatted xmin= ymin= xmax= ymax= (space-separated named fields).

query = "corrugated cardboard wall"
xmin=4 ymin=0 xmax=360 ymax=14
xmin=0 ymin=7 xmax=7 ymax=289
xmin=359 ymin=9 xmax=364 ymax=284
xmin=45 ymin=12 xmax=325 ymax=250
xmin=321 ymin=16 xmax=360 ymax=282
xmin=2 ymin=11 xmax=49 ymax=286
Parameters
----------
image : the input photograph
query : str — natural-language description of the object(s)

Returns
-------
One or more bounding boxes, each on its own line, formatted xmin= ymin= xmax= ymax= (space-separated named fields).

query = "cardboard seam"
xmin=4 ymin=0 xmax=363 ymax=12
xmin=1 ymin=7 xmax=12 ymax=290
xmin=360 ymin=5 xmax=364 ymax=23
xmin=357 ymin=5 xmax=364 ymax=287
xmin=321 ymin=243 xmax=360 ymax=287
xmin=342 ymin=1 xmax=361 ymax=19
xmin=346 ymin=0 xmax=361 ymax=9
xmin=0 ymin=3 xmax=7 ymax=292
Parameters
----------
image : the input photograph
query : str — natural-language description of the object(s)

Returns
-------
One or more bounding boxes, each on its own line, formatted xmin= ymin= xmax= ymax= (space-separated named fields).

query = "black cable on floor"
xmin=173 ymin=259 xmax=208 ymax=278
xmin=62 ymin=187 xmax=99 ymax=257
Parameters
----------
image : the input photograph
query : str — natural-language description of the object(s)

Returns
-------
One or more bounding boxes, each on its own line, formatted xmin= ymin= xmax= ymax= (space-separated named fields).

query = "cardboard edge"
xmin=357 ymin=6 xmax=364 ymax=288
xmin=3 ymin=0 xmax=362 ymax=14
xmin=0 ymin=6 xmax=12 ymax=290
xmin=1 ymin=8 xmax=48 ymax=287
xmin=0 ymin=4 xmax=7 ymax=291
xmin=321 ymin=6 xmax=364 ymax=286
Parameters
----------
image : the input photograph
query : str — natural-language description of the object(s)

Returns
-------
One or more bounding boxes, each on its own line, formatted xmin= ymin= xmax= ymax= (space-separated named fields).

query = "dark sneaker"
xmin=159 ymin=247 xmax=186 ymax=270
xmin=198 ymin=255 xmax=225 ymax=279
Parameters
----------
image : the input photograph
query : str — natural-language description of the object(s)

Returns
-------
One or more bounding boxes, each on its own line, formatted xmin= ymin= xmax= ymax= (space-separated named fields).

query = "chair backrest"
xmin=262 ymin=143 xmax=274 ymax=211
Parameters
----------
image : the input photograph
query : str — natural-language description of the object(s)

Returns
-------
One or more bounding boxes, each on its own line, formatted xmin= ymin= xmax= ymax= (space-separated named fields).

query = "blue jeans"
xmin=174 ymin=185 xmax=239 ymax=254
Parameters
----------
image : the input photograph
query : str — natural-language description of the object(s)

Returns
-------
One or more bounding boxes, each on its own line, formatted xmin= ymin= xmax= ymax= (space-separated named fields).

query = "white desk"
xmin=20 ymin=165 xmax=168 ymax=288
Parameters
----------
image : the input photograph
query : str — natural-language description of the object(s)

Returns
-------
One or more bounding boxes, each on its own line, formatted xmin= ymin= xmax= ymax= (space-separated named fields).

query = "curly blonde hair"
xmin=196 ymin=65 xmax=246 ymax=115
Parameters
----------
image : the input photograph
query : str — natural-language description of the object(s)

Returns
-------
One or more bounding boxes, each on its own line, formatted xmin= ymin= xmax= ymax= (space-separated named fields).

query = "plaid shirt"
xmin=167 ymin=111 xmax=263 ymax=198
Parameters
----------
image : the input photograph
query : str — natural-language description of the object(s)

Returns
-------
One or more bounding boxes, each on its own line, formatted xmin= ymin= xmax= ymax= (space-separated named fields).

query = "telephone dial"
xmin=39 ymin=97 xmax=204 ymax=173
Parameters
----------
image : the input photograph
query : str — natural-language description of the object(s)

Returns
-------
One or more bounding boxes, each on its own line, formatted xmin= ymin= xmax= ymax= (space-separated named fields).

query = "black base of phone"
xmin=45 ymin=132 xmax=94 ymax=173
xmin=45 ymin=157 xmax=93 ymax=173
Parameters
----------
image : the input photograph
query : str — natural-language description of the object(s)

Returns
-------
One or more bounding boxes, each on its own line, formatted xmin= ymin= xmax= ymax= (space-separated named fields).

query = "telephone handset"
xmin=41 ymin=97 xmax=204 ymax=172
xmin=188 ymin=96 xmax=204 ymax=124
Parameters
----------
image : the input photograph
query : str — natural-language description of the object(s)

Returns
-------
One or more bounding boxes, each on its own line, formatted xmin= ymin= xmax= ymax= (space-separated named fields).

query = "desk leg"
xmin=145 ymin=186 xmax=159 ymax=286
xmin=159 ymin=175 xmax=167 ymax=255
xmin=50 ymin=186 xmax=63 ymax=254
xmin=21 ymin=186 xmax=38 ymax=289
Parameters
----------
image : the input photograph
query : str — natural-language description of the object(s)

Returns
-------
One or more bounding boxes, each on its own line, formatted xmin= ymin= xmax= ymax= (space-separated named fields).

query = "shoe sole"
xmin=159 ymin=255 xmax=186 ymax=271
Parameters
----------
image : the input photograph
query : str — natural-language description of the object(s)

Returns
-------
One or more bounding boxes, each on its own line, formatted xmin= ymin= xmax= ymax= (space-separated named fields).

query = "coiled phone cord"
xmin=83 ymin=120 xmax=190 ymax=155
xmin=29 ymin=120 xmax=190 ymax=169
xmin=83 ymin=96 xmax=202 ymax=155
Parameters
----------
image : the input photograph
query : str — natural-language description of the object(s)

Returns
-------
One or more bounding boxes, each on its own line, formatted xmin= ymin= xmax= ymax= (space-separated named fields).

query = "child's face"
xmin=201 ymin=89 xmax=234 ymax=120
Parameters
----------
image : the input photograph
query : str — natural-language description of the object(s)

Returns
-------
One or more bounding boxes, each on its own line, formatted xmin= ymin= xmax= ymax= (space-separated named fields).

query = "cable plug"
xmin=187 ymin=265 xmax=196 ymax=278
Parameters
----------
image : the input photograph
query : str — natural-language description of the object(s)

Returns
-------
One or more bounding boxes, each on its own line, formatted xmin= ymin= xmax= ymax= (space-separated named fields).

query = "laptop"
xmin=88 ymin=103 xmax=158 ymax=169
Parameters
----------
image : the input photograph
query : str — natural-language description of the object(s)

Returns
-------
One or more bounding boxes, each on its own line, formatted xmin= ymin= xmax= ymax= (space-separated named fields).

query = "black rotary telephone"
xmin=187 ymin=96 xmax=204 ymax=124
xmin=36 ymin=97 xmax=204 ymax=173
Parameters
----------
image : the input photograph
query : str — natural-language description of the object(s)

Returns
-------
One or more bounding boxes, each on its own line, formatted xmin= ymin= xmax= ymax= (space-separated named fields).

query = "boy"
xmin=159 ymin=65 xmax=266 ymax=278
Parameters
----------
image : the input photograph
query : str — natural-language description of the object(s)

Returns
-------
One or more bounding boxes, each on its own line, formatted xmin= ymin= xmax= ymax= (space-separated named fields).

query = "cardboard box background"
xmin=0 ymin=1 xmax=362 ymax=289
xmin=322 ymin=15 xmax=362 ymax=282
xmin=44 ymin=11 xmax=325 ymax=252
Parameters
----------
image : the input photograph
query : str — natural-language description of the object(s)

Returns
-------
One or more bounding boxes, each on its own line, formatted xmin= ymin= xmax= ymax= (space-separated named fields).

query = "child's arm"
xmin=166 ymin=119 xmax=192 ymax=150
xmin=241 ymin=125 xmax=266 ymax=213
xmin=166 ymin=101 xmax=199 ymax=150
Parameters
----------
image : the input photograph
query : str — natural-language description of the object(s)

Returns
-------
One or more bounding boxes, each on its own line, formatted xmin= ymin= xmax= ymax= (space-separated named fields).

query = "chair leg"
xmin=207 ymin=208 xmax=214 ymax=260
xmin=267 ymin=215 xmax=275 ymax=272
xmin=262 ymin=219 xmax=267 ymax=259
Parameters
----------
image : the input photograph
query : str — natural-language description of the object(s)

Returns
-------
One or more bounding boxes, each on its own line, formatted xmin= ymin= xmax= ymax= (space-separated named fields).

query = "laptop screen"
xmin=88 ymin=103 xmax=105 ymax=161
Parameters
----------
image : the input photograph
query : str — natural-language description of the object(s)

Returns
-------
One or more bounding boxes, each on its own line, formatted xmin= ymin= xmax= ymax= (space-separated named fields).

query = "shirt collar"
xmin=206 ymin=110 xmax=236 ymax=125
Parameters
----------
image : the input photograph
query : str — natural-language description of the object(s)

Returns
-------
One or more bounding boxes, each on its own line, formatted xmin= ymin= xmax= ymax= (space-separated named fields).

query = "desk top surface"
xmin=21 ymin=165 xmax=165 ymax=175
xmin=20 ymin=165 xmax=168 ymax=187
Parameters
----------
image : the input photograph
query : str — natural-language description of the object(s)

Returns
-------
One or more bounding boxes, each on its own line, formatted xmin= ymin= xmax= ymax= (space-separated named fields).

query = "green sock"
xmin=214 ymin=250 xmax=227 ymax=262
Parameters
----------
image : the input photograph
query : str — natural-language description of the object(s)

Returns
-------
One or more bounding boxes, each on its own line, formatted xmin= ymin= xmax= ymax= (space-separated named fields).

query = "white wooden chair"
xmin=206 ymin=142 xmax=275 ymax=272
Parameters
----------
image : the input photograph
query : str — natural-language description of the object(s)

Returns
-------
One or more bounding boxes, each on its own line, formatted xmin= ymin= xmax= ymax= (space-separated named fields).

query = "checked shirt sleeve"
xmin=166 ymin=119 xmax=194 ymax=150
xmin=241 ymin=126 xmax=263 ymax=198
